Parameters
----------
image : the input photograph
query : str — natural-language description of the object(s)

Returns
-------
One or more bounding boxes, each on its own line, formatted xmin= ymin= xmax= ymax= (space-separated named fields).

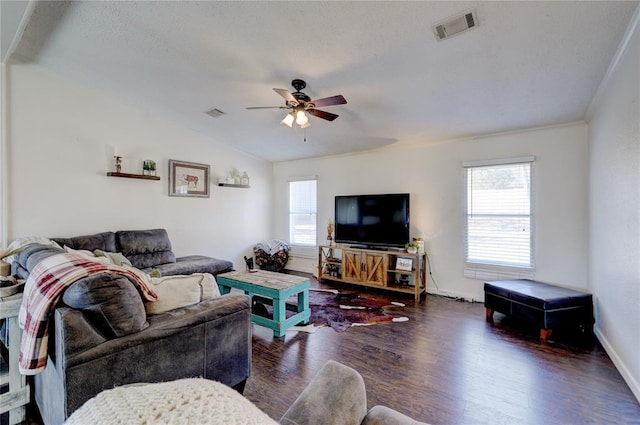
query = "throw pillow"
xmin=64 ymin=246 xmax=98 ymax=259
xmin=66 ymin=378 xmax=279 ymax=425
xmin=93 ymin=249 xmax=133 ymax=267
xmin=145 ymin=273 xmax=221 ymax=315
xmin=63 ymin=273 xmax=148 ymax=338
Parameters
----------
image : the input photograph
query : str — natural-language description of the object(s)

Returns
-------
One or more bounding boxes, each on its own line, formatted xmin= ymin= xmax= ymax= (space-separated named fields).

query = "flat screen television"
xmin=334 ymin=193 xmax=410 ymax=248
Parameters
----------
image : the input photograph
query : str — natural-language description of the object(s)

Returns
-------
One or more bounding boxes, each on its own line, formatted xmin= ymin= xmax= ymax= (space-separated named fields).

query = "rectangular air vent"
xmin=205 ymin=108 xmax=225 ymax=118
xmin=433 ymin=9 xmax=478 ymax=41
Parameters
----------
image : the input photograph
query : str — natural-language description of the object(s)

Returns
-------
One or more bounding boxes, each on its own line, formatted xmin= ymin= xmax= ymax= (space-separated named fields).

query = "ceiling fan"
xmin=246 ymin=79 xmax=347 ymax=128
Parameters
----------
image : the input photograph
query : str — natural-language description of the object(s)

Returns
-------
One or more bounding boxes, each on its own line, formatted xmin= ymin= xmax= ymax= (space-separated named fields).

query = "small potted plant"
xmin=405 ymin=241 xmax=420 ymax=254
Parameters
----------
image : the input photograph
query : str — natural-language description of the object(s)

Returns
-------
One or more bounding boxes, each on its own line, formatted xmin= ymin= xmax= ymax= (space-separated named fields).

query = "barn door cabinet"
xmin=318 ymin=245 xmax=426 ymax=300
xmin=342 ymin=249 xmax=388 ymax=286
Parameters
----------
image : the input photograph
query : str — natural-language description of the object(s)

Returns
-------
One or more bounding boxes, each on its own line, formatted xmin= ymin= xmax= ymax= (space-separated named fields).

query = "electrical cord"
xmin=425 ymin=251 xmax=469 ymax=302
xmin=425 ymin=251 xmax=440 ymax=291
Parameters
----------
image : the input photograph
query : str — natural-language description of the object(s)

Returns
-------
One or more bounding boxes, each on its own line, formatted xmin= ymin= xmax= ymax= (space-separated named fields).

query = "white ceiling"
xmin=5 ymin=1 xmax=639 ymax=162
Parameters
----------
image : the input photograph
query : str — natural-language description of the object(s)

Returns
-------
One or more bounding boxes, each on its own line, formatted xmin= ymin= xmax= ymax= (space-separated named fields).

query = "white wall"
xmin=586 ymin=7 xmax=640 ymax=401
xmin=5 ymin=63 xmax=272 ymax=268
xmin=273 ymin=122 xmax=589 ymax=301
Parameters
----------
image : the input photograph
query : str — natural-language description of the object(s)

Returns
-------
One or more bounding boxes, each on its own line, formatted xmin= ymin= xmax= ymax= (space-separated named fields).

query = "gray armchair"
xmin=280 ymin=360 xmax=428 ymax=425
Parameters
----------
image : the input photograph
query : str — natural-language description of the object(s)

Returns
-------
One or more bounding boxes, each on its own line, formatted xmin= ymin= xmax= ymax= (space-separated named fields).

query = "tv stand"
xmin=318 ymin=245 xmax=426 ymax=300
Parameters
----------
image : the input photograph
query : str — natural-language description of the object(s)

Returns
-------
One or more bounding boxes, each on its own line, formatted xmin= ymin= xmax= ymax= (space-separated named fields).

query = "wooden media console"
xmin=318 ymin=245 xmax=426 ymax=300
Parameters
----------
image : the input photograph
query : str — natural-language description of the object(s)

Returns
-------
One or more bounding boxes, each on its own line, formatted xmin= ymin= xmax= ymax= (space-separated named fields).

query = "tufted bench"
xmin=484 ymin=279 xmax=593 ymax=342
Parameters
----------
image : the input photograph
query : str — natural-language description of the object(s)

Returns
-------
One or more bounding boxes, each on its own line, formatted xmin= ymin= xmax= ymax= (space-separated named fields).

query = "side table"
xmin=1 ymin=291 xmax=30 ymax=425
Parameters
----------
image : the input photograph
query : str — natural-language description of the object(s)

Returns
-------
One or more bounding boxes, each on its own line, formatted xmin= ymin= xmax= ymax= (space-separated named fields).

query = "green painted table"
xmin=216 ymin=270 xmax=310 ymax=337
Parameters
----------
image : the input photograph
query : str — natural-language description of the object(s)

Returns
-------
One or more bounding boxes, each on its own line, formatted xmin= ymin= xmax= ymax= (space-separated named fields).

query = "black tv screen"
xmin=334 ymin=193 xmax=410 ymax=248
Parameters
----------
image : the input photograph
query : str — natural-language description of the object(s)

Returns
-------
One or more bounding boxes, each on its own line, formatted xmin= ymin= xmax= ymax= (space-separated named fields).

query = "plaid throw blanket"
xmin=18 ymin=252 xmax=158 ymax=375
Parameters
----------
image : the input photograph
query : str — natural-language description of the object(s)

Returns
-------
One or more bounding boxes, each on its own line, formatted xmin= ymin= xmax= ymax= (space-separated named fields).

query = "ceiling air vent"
xmin=433 ymin=9 xmax=478 ymax=41
xmin=205 ymin=108 xmax=225 ymax=118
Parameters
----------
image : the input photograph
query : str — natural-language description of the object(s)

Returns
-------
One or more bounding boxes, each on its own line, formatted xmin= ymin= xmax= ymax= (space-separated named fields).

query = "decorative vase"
xmin=327 ymin=220 xmax=335 ymax=245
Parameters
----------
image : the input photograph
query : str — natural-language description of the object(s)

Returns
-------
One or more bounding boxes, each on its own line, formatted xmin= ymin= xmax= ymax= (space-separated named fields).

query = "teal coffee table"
xmin=216 ymin=270 xmax=310 ymax=337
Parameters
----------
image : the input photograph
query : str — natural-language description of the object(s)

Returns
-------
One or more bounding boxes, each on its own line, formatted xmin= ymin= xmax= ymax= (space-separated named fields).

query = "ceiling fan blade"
xmin=273 ymin=88 xmax=298 ymax=105
xmin=308 ymin=108 xmax=339 ymax=121
xmin=246 ymin=106 xmax=288 ymax=110
xmin=310 ymin=95 xmax=347 ymax=108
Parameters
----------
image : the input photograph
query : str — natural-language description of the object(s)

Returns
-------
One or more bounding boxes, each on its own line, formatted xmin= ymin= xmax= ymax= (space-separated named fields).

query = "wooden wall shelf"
xmin=218 ymin=183 xmax=250 ymax=188
xmin=107 ymin=172 xmax=160 ymax=181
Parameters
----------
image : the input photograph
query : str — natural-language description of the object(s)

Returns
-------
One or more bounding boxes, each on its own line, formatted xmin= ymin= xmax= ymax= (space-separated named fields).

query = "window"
xmin=464 ymin=157 xmax=534 ymax=270
xmin=289 ymin=179 xmax=317 ymax=246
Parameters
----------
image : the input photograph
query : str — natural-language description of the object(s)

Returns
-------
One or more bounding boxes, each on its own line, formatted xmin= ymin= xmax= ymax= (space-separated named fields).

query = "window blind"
xmin=289 ymin=179 xmax=317 ymax=246
xmin=464 ymin=160 xmax=534 ymax=269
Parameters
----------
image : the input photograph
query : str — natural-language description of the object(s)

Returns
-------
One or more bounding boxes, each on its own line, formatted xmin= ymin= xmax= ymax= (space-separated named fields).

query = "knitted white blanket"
xmin=65 ymin=378 xmax=278 ymax=425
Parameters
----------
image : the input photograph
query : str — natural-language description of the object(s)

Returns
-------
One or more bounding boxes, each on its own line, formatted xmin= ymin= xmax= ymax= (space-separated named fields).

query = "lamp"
xmin=282 ymin=108 xmax=311 ymax=129
xmin=281 ymin=113 xmax=294 ymax=127
xmin=296 ymin=110 xmax=309 ymax=126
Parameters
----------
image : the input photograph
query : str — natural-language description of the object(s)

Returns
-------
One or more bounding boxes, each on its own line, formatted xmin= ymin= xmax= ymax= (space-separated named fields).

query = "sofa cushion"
xmin=116 ymin=229 xmax=176 ymax=269
xmin=53 ymin=232 xmax=117 ymax=253
xmin=145 ymin=273 xmax=221 ymax=315
xmin=62 ymin=273 xmax=148 ymax=338
xmin=146 ymin=255 xmax=233 ymax=276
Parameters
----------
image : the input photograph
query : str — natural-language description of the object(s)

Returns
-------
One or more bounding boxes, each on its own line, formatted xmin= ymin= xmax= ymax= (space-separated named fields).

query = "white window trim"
xmin=462 ymin=156 xmax=535 ymax=168
xmin=463 ymin=157 xmax=536 ymax=278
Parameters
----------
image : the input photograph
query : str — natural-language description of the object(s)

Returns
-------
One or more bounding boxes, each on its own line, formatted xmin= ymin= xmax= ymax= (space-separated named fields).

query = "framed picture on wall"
xmin=395 ymin=257 xmax=413 ymax=271
xmin=168 ymin=159 xmax=210 ymax=198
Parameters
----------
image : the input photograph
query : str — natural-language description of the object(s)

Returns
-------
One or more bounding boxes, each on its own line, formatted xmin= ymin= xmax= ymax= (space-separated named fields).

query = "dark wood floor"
xmin=244 ymin=275 xmax=640 ymax=424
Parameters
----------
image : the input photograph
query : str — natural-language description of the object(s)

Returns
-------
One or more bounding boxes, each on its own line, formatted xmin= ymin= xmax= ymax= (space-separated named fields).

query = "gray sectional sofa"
xmin=11 ymin=229 xmax=250 ymax=425
xmin=13 ymin=228 xmax=234 ymax=279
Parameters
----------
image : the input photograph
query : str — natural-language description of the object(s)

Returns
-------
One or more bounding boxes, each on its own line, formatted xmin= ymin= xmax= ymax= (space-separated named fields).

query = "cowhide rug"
xmin=252 ymin=289 xmax=408 ymax=333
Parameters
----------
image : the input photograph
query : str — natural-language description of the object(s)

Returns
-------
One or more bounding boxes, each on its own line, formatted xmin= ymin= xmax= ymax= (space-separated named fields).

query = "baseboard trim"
xmin=425 ymin=286 xmax=483 ymax=303
xmin=284 ymin=264 xmax=315 ymax=274
xmin=594 ymin=326 xmax=640 ymax=404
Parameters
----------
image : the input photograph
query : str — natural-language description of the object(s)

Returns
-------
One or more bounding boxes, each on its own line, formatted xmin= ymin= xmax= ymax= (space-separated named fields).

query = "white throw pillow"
xmin=145 ymin=273 xmax=221 ymax=315
xmin=66 ymin=378 xmax=278 ymax=425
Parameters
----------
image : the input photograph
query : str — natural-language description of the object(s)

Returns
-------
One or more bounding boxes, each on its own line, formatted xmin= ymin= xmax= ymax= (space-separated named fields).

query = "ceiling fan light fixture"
xmin=296 ymin=110 xmax=309 ymax=126
xmin=247 ymin=79 xmax=346 ymax=131
xmin=281 ymin=113 xmax=294 ymax=127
